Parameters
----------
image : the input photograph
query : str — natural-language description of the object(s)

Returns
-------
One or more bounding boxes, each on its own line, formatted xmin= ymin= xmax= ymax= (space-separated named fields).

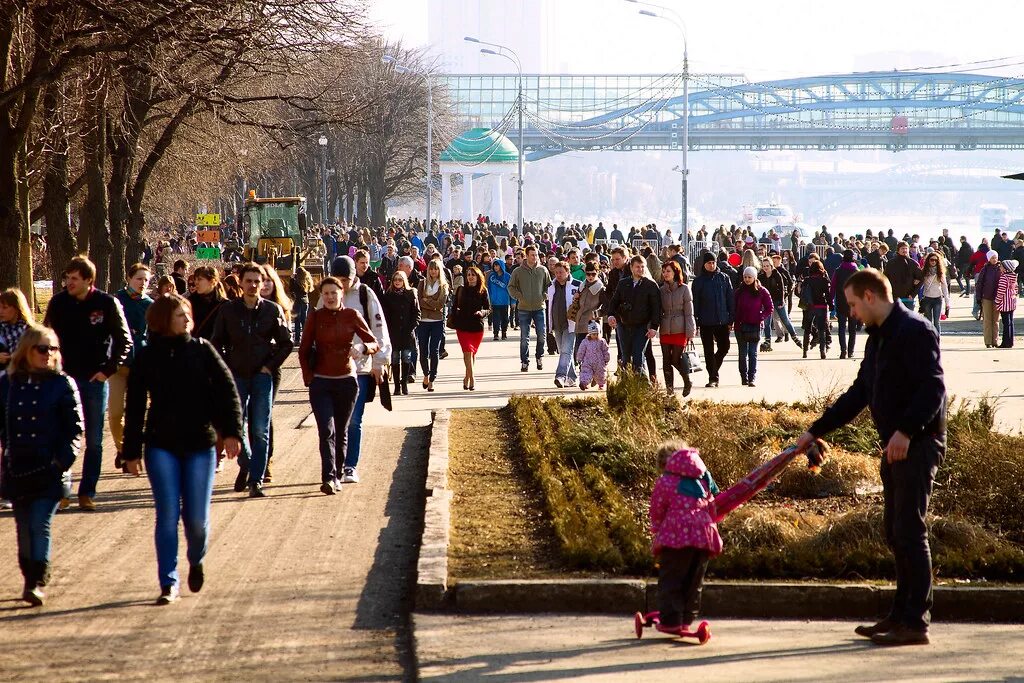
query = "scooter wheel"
xmin=696 ymin=621 xmax=711 ymax=645
xmin=634 ymin=612 xmax=645 ymax=639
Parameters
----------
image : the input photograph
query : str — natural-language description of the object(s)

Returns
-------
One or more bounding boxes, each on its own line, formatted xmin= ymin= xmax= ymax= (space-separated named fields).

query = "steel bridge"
xmin=441 ymin=71 xmax=1024 ymax=158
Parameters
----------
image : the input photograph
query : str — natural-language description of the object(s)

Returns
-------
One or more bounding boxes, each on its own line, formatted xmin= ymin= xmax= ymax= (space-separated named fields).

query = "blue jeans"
xmin=293 ymin=299 xmax=309 ymax=343
xmin=416 ymin=321 xmax=444 ymax=381
xmin=837 ymin=311 xmax=860 ymax=356
xmin=345 ymin=374 xmax=375 ymax=469
xmin=13 ymin=497 xmax=60 ymax=566
xmin=75 ymin=377 xmax=109 ymax=498
xmin=518 ymin=309 xmax=546 ymax=364
xmin=618 ymin=325 xmax=650 ymax=374
xmin=234 ymin=372 xmax=274 ymax=486
xmin=919 ymin=296 xmax=943 ymax=335
xmin=764 ymin=305 xmax=797 ymax=341
xmin=309 ymin=376 xmax=359 ymax=482
xmin=491 ymin=305 xmax=509 ymax=337
xmin=144 ymin=446 xmax=216 ymax=589
xmin=552 ymin=328 xmax=578 ymax=383
xmin=736 ymin=334 xmax=758 ymax=383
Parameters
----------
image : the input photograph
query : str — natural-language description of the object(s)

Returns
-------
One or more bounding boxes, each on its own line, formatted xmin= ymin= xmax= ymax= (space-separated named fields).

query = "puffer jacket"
xmin=691 ymin=269 xmax=735 ymax=327
xmin=122 ymin=335 xmax=244 ymax=462
xmin=659 ymin=282 xmax=696 ymax=338
xmin=0 ymin=371 xmax=83 ymax=500
xmin=649 ymin=448 xmax=723 ymax=555
xmin=381 ymin=287 xmax=420 ymax=351
xmin=829 ymin=261 xmax=860 ymax=315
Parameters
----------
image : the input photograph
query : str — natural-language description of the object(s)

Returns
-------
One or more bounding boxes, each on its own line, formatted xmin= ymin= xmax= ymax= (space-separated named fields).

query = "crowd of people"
xmin=0 ymin=214 xmax=1019 ymax=611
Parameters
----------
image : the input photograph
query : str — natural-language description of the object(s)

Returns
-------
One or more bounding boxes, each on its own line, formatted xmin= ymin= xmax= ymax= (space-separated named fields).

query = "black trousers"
xmin=661 ymin=343 xmax=691 ymax=390
xmin=699 ymin=324 xmax=730 ymax=382
xmin=881 ymin=435 xmax=943 ymax=631
xmin=658 ymin=547 xmax=710 ymax=627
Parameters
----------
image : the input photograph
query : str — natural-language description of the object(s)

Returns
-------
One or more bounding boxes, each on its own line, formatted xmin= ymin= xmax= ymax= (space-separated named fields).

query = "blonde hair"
xmin=0 ymin=288 xmax=32 ymax=324
xmin=259 ymin=264 xmax=293 ymax=320
xmin=8 ymin=325 xmax=61 ymax=375
xmin=294 ymin=267 xmax=314 ymax=293
xmin=389 ymin=270 xmax=410 ymax=291
xmin=740 ymin=249 xmax=761 ymax=272
xmin=656 ymin=440 xmax=690 ymax=470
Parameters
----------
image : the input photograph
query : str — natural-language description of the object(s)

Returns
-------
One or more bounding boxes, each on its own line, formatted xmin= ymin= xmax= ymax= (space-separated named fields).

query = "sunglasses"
xmin=33 ymin=344 xmax=60 ymax=354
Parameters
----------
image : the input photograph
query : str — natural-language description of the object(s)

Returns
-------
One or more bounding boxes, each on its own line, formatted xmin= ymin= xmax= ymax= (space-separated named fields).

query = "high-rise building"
xmin=427 ymin=0 xmax=556 ymax=73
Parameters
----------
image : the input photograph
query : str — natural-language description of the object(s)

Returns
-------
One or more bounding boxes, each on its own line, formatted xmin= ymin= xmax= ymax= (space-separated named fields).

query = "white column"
xmin=440 ymin=172 xmax=452 ymax=222
xmin=462 ymin=172 xmax=473 ymax=222
xmin=490 ymin=173 xmax=504 ymax=223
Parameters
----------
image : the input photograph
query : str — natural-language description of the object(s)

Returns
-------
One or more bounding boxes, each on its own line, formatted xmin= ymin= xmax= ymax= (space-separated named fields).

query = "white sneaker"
xmin=341 ymin=467 xmax=360 ymax=484
xmin=0 ymin=499 xmax=12 ymax=511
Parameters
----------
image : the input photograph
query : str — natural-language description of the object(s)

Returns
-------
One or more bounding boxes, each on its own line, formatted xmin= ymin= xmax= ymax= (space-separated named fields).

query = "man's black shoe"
xmin=870 ymin=625 xmax=929 ymax=646
xmin=854 ymin=618 xmax=893 ymax=638
xmin=521 ymin=363 xmax=528 ymax=372
xmin=248 ymin=484 xmax=266 ymax=498
xmin=188 ymin=563 xmax=205 ymax=593
xmin=233 ymin=466 xmax=249 ymax=493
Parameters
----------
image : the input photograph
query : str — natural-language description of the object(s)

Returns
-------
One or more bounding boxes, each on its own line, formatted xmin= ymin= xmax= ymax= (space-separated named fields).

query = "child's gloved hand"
xmin=806 ymin=438 xmax=828 ymax=473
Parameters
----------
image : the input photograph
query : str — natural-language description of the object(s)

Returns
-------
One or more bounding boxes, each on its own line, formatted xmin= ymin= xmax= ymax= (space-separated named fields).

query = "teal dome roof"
xmin=441 ymin=127 xmax=519 ymax=163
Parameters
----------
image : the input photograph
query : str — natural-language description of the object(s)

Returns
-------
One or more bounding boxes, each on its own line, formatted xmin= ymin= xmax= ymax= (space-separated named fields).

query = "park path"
xmin=0 ymin=357 xmax=429 ymax=682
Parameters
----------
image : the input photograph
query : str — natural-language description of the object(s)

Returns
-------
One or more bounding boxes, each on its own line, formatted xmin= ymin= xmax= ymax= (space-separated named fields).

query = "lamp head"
xmin=639 ymin=9 xmax=658 ymax=16
xmin=480 ymin=48 xmax=498 ymax=55
xmin=464 ymin=36 xmax=480 ymax=43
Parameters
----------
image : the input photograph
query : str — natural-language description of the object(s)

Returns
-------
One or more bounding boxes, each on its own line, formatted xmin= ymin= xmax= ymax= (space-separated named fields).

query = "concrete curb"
xmin=443 ymin=579 xmax=1024 ymax=622
xmin=416 ymin=409 xmax=452 ymax=610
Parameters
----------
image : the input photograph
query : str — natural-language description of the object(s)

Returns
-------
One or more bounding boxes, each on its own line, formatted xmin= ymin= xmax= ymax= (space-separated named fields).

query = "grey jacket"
xmin=659 ymin=282 xmax=697 ymax=338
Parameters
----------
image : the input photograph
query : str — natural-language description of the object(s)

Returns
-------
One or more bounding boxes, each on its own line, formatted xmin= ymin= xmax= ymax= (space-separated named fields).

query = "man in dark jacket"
xmin=759 ymin=260 xmax=800 ymax=351
xmin=607 ymin=255 xmax=661 ymax=374
xmin=717 ymin=250 xmax=741 ymax=289
xmin=955 ymin=237 xmax=974 ymax=296
xmin=797 ymin=268 xmax=945 ymax=646
xmin=44 ymin=256 xmax=132 ymax=510
xmin=354 ymin=249 xmax=385 ymax=301
xmin=209 ymin=262 xmax=293 ymax=497
xmin=171 ymin=260 xmax=188 ymax=295
xmin=691 ymin=252 xmax=734 ymax=387
xmin=601 ymin=247 xmax=630 ymax=365
xmin=884 ymin=242 xmax=924 ymax=310
xmin=867 ymin=242 xmax=888 ymax=270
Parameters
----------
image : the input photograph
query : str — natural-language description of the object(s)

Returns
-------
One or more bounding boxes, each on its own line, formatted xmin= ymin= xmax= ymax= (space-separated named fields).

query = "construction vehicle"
xmin=242 ymin=191 xmax=308 ymax=276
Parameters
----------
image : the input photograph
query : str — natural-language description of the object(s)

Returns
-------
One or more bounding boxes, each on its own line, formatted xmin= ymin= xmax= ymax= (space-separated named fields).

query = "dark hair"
xmin=844 ymin=268 xmax=892 ymax=301
xmin=319 ymin=276 xmax=343 ymax=292
xmin=146 ymin=294 xmax=192 ymax=336
xmin=65 ymin=256 xmax=96 ymax=281
xmin=629 ymin=255 xmax=645 ymax=267
xmin=809 ymin=260 xmax=825 ymax=275
xmin=463 ymin=266 xmax=486 ymax=295
xmin=353 ymin=249 xmax=369 ymax=262
xmin=524 ymin=245 xmax=537 ymax=255
xmin=239 ymin=262 xmax=263 ymax=280
xmin=173 ymin=259 xmax=188 ymax=271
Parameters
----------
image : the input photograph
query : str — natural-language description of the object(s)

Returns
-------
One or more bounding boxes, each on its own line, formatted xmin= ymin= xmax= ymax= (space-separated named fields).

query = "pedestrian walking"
xmin=43 ymin=256 xmax=132 ymax=511
xmin=209 ymin=263 xmax=293 ymax=498
xmin=918 ymin=252 xmax=950 ymax=336
xmin=449 ymin=266 xmax=490 ymax=391
xmin=110 ymin=263 xmax=154 ymax=473
xmin=122 ymin=295 xmax=244 ymax=605
xmin=733 ymin=267 xmax=774 ymax=387
xmin=299 ymin=277 xmax=379 ymax=495
xmin=796 ymin=268 xmax=945 ymax=646
xmin=188 ymin=266 xmax=228 ymax=340
xmin=800 ymin=261 xmax=832 ymax=359
xmin=883 ymin=242 xmax=923 ymax=312
xmin=649 ymin=442 xmax=722 ymax=631
xmin=659 ymin=261 xmax=696 ymax=396
xmin=759 ymin=260 xmax=801 ymax=351
xmin=0 ymin=287 xmax=33 ymax=510
xmin=691 ymin=253 xmax=734 ymax=388
xmin=975 ymin=251 xmax=1002 ymax=348
xmin=0 ymin=325 xmax=83 ymax=606
xmin=416 ymin=261 xmax=449 ymax=392
xmin=607 ymin=255 xmax=662 ymax=375
xmin=573 ymin=261 xmax=605 ymax=351
xmin=508 ymin=245 xmax=552 ymax=373
xmin=486 ymin=260 xmax=511 ymax=341
xmin=830 ymin=250 xmax=862 ymax=359
xmin=996 ymin=258 xmax=1018 ymax=348
xmin=381 ymin=271 xmax=420 ymax=396
xmin=546 ymin=261 xmax=581 ymax=388
xmin=257 ymin=264 xmax=292 ymax=482
xmin=290 ymin=266 xmax=314 ymax=344
xmin=576 ymin=321 xmax=610 ymax=390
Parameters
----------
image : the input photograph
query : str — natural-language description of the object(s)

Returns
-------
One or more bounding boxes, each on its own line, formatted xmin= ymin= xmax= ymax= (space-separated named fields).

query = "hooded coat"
xmin=649 ymin=448 xmax=723 ymax=556
xmin=486 ymin=261 xmax=512 ymax=307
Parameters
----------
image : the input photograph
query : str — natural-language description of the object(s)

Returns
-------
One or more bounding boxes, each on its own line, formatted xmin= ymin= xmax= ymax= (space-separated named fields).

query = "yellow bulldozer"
xmin=242 ymin=191 xmax=325 ymax=285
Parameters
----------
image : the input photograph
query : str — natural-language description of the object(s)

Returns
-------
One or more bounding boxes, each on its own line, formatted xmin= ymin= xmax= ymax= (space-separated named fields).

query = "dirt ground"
xmin=0 ymin=358 xmax=428 ymax=681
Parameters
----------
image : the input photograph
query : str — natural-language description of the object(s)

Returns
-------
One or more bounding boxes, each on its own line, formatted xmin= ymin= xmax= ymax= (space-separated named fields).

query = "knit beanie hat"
xmin=701 ymin=252 xmax=716 ymax=266
xmin=587 ymin=320 xmax=600 ymax=334
xmin=330 ymin=255 xmax=356 ymax=279
xmin=987 ymin=250 xmax=999 ymax=261
xmin=743 ymin=266 xmax=758 ymax=279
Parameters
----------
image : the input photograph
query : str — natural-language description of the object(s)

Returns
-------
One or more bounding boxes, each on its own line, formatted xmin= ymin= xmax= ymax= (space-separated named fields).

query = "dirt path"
xmin=0 ymin=358 xmax=428 ymax=682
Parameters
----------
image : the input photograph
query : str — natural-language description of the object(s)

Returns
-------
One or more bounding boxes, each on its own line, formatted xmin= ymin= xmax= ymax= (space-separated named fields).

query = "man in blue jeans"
xmin=508 ymin=245 xmax=552 ymax=373
xmin=44 ymin=256 xmax=132 ymax=511
xmin=607 ymin=255 xmax=662 ymax=373
xmin=210 ymin=263 xmax=293 ymax=498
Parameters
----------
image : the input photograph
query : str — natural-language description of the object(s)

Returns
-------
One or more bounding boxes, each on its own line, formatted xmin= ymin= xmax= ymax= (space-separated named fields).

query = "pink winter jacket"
xmin=649 ymin=448 xmax=724 ymax=556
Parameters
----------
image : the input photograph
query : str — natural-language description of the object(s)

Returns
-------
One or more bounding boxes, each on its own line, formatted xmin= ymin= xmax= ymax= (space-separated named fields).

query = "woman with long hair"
xmin=123 ymin=295 xmax=244 ymax=605
xmin=800 ymin=260 xmax=833 ymax=359
xmin=0 ymin=326 xmax=83 ymax=606
xmin=919 ymin=251 xmax=950 ymax=335
xmin=416 ymin=260 xmax=449 ymax=392
xmin=0 ymin=287 xmax=32 ymax=367
xmin=733 ymin=267 xmax=775 ymax=387
xmin=449 ymin=266 xmax=490 ymax=391
xmin=290 ymin=267 xmax=314 ymax=344
xmin=255 ymin=264 xmax=292 ymax=483
xmin=188 ymin=266 xmax=227 ymax=340
xmin=381 ymin=271 xmax=420 ymax=396
xmin=659 ymin=261 xmax=696 ymax=396
xmin=740 ymin=248 xmax=761 ymax=273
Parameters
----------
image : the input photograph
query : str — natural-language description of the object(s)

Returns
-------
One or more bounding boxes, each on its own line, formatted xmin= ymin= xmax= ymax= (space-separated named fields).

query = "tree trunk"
xmin=0 ymin=128 xmax=22 ymax=290
xmin=42 ymin=85 xmax=77 ymax=291
xmin=79 ymin=78 xmax=111 ymax=290
xmin=355 ymin=176 xmax=367 ymax=227
xmin=107 ymin=138 xmax=130 ymax=279
xmin=16 ymin=142 xmax=34 ymax=308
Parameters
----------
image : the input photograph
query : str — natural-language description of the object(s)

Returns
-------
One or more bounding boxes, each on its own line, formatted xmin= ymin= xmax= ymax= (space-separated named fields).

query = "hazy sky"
xmin=370 ymin=0 xmax=1024 ymax=80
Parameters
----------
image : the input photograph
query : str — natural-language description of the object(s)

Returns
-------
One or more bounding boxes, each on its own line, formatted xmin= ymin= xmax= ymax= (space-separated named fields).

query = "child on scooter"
xmin=649 ymin=441 xmax=723 ymax=630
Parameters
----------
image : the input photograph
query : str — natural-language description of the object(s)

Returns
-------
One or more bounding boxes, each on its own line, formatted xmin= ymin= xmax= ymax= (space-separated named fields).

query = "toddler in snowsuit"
xmin=575 ymin=320 xmax=610 ymax=389
xmin=649 ymin=441 xmax=723 ymax=629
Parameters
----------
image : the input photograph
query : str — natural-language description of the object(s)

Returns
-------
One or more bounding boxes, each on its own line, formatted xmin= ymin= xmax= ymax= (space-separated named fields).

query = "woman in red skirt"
xmin=449 ymin=266 xmax=490 ymax=390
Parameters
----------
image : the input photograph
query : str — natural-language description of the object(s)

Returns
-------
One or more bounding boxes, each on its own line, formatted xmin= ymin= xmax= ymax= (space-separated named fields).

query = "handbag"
xmin=566 ymin=290 xmax=583 ymax=323
xmin=446 ymin=287 xmax=460 ymax=329
xmin=683 ymin=340 xmax=703 ymax=374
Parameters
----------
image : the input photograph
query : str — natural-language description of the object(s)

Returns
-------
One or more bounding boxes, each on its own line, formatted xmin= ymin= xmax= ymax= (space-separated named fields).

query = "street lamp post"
xmin=466 ymin=36 xmax=524 ymax=234
xmin=318 ymin=135 xmax=328 ymax=225
xmin=383 ymin=55 xmax=433 ymax=231
xmin=630 ymin=1 xmax=689 ymax=251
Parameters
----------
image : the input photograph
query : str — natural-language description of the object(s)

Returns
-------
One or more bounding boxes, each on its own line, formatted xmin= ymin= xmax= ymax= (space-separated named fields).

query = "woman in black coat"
xmin=449 ymin=266 xmax=490 ymax=390
xmin=381 ymin=271 xmax=421 ymax=396
xmin=123 ymin=294 xmax=244 ymax=605
xmin=0 ymin=325 xmax=83 ymax=606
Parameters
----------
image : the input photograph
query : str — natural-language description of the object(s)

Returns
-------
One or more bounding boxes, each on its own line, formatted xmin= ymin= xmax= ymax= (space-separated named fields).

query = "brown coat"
xmin=659 ymin=281 xmax=697 ymax=338
xmin=299 ymin=307 xmax=377 ymax=384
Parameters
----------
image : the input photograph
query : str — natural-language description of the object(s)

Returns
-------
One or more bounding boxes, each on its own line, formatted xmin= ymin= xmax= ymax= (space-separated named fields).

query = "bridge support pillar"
xmin=462 ymin=172 xmax=473 ymax=221
xmin=441 ymin=172 xmax=452 ymax=222
xmin=490 ymin=173 xmax=504 ymax=223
